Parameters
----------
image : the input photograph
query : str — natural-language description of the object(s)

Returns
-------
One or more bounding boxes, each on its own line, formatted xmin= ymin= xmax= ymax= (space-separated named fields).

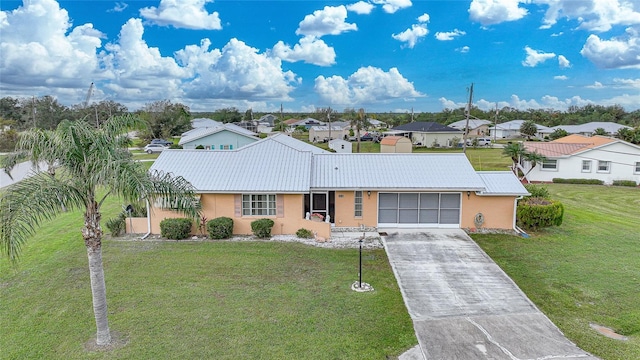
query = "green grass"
xmin=473 ymin=184 xmax=640 ymax=360
xmin=0 ymin=197 xmax=416 ymax=359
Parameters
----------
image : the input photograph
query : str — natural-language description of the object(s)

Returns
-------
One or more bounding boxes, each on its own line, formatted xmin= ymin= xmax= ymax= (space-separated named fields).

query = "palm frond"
xmin=0 ymin=173 xmax=86 ymax=261
xmin=146 ymin=170 xmax=201 ymax=219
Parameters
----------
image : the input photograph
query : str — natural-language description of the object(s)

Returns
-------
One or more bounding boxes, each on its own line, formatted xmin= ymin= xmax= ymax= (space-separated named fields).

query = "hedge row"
xmin=612 ymin=180 xmax=638 ymax=187
xmin=517 ymin=199 xmax=564 ymax=230
xmin=552 ymin=178 xmax=604 ymax=185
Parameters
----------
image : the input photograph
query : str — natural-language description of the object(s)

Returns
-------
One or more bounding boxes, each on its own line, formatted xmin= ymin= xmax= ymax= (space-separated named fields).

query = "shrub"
xmin=251 ymin=218 xmax=275 ymax=238
xmin=195 ymin=144 xmax=205 ymax=149
xmin=523 ymin=184 xmax=550 ymax=199
xmin=552 ymin=178 xmax=603 ymax=185
xmin=169 ymin=144 xmax=183 ymax=149
xmin=160 ymin=218 xmax=193 ymax=240
xmin=296 ymin=228 xmax=313 ymax=239
xmin=517 ymin=199 xmax=564 ymax=230
xmin=207 ymin=217 xmax=234 ymax=239
xmin=105 ymin=213 xmax=126 ymax=237
xmin=612 ymin=180 xmax=637 ymax=187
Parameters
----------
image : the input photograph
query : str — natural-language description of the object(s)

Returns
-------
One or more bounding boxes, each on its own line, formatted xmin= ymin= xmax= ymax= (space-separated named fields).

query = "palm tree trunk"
xmin=87 ymin=246 xmax=111 ymax=345
xmin=83 ymin=200 xmax=111 ymax=346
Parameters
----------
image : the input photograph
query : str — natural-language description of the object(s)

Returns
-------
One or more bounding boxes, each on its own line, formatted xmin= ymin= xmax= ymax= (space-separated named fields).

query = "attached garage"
xmin=378 ymin=192 xmax=461 ymax=228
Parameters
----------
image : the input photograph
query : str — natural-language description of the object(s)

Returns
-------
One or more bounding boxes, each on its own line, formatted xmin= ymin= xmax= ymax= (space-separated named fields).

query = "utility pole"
xmin=493 ymin=103 xmax=498 ymax=144
xmin=327 ymin=106 xmax=332 ymax=141
xmin=32 ymin=96 xmax=36 ymax=129
xmin=462 ymin=83 xmax=474 ymax=154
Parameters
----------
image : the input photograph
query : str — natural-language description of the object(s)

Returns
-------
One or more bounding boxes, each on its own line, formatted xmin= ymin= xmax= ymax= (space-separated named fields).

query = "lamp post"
xmin=358 ymin=237 xmax=363 ymax=288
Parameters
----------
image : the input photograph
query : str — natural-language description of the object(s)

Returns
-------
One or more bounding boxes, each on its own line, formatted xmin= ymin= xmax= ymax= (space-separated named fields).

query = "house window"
xmin=635 ymin=162 xmax=640 ymax=174
xmin=242 ymin=194 xmax=276 ymax=216
xmin=582 ymin=160 xmax=591 ymax=172
xmin=597 ymin=161 xmax=611 ymax=173
xmin=354 ymin=191 xmax=363 ymax=217
xmin=541 ymin=159 xmax=558 ymax=170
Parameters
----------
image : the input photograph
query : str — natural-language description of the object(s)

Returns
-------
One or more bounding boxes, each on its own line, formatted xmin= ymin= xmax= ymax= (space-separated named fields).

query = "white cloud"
xmin=392 ymin=14 xmax=429 ymax=48
xmin=580 ymin=27 xmax=640 ymax=69
xmin=176 ymin=38 xmax=298 ymax=101
xmin=586 ymin=81 xmax=604 ymax=89
xmin=537 ymin=0 xmax=640 ymax=32
xmin=457 ymin=46 xmax=470 ymax=53
xmin=108 ymin=2 xmax=128 ymax=13
xmin=468 ymin=0 xmax=528 ymax=26
xmin=0 ymin=0 xmax=104 ymax=89
xmin=558 ymin=54 xmax=571 ymax=68
xmin=440 ymin=94 xmax=595 ymax=111
xmin=139 ymin=0 xmax=221 ymax=30
xmin=314 ymin=66 xmax=423 ymax=106
xmin=522 ymin=46 xmax=556 ymax=67
xmin=347 ymin=1 xmax=375 ymax=15
xmin=613 ymin=77 xmax=640 ymax=89
xmin=372 ymin=0 xmax=412 ymax=14
xmin=554 ymin=75 xmax=568 ymax=80
xmin=417 ymin=13 xmax=430 ymax=23
xmin=296 ymin=5 xmax=357 ymax=37
xmin=435 ymin=29 xmax=466 ymax=41
xmin=102 ymin=18 xmax=187 ymax=102
xmin=272 ymin=36 xmax=336 ymax=66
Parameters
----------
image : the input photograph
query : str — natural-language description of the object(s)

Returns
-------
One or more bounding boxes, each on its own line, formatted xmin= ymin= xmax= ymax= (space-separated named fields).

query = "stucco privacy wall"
xmin=461 ymin=193 xmax=517 ymax=230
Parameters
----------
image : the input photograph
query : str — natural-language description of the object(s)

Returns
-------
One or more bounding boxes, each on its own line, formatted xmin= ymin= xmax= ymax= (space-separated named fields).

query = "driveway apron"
xmin=382 ymin=229 xmax=598 ymax=360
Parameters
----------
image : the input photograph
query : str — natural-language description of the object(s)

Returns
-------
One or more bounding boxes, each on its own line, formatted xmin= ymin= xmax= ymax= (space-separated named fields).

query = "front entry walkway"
xmin=382 ymin=229 xmax=598 ymax=360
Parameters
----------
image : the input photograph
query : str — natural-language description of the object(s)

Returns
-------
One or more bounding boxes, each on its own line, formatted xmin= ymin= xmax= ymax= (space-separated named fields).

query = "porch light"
xmin=367 ymin=191 xmax=371 ymax=198
xmin=466 ymin=191 xmax=471 ymax=199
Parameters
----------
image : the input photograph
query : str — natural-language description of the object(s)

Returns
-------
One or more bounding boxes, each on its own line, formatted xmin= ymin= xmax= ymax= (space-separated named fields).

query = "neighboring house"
xmin=550 ymin=122 xmax=632 ymax=137
xmin=179 ymin=123 xmax=259 ymax=150
xmin=328 ymin=139 xmax=352 ymax=153
xmin=309 ymin=126 xmax=347 ymax=142
xmin=447 ymin=119 xmax=492 ymax=137
xmin=369 ymin=119 xmax=387 ymax=128
xmin=380 ymin=136 xmax=412 ymax=153
xmin=191 ymin=118 xmax=221 ymax=128
xmin=143 ymin=134 xmax=528 ymax=239
xmin=489 ymin=120 xmax=551 ymax=139
xmin=290 ymin=117 xmax=325 ymax=130
xmin=258 ymin=114 xmax=278 ymax=126
xmin=392 ymin=122 xmax=463 ymax=147
xmin=235 ymin=121 xmax=258 ymax=133
xmin=522 ymin=134 xmax=640 ymax=185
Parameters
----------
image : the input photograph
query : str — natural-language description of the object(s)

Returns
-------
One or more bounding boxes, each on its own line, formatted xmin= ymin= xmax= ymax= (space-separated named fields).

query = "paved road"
xmin=383 ymin=229 xmax=598 ymax=360
xmin=0 ymin=161 xmax=49 ymax=189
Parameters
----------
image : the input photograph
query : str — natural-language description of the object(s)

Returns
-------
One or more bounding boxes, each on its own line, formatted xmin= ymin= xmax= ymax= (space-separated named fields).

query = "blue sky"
xmin=1 ymin=0 xmax=639 ymax=113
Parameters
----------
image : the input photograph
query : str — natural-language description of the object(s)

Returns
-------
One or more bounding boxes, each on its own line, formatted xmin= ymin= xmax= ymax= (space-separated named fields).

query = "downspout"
xmin=141 ymin=199 xmax=151 ymax=239
xmin=513 ymin=195 xmax=530 ymax=238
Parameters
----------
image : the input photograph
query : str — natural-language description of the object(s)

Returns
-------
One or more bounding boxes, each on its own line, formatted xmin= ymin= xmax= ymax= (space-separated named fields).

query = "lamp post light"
xmin=358 ymin=237 xmax=363 ymax=288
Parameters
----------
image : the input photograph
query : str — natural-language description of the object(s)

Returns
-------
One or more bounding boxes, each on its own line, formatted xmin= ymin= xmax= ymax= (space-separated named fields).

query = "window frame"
xmin=242 ymin=194 xmax=276 ymax=216
xmin=354 ymin=191 xmax=363 ymax=218
xmin=541 ymin=159 xmax=558 ymax=171
xmin=581 ymin=160 xmax=591 ymax=173
xmin=597 ymin=160 xmax=611 ymax=173
xmin=634 ymin=162 xmax=640 ymax=174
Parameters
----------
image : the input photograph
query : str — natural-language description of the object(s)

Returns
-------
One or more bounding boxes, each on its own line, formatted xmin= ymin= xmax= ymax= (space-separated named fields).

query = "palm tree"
xmin=0 ymin=115 xmax=200 ymax=346
xmin=521 ymin=151 xmax=547 ymax=182
xmin=349 ymin=108 xmax=370 ymax=153
xmin=502 ymin=142 xmax=526 ymax=176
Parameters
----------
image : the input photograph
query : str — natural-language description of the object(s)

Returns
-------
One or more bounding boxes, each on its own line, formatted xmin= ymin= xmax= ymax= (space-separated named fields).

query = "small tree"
xmin=519 ymin=120 xmax=538 ymax=139
xmin=502 ymin=142 xmax=526 ymax=176
xmin=593 ymin=127 xmax=607 ymax=136
xmin=548 ymin=128 xmax=568 ymax=140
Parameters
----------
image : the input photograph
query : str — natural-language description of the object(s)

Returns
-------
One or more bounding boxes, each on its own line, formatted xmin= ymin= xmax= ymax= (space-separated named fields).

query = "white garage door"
xmin=378 ymin=193 xmax=461 ymax=228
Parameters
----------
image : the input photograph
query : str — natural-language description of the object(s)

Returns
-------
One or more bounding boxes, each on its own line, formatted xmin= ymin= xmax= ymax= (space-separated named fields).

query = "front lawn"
xmin=473 ymin=184 xmax=640 ymax=360
xmin=0 ymin=198 xmax=416 ymax=359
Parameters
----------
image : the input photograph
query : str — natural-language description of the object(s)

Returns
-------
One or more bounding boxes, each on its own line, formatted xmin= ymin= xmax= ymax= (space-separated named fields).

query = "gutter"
xmin=141 ymin=199 xmax=151 ymax=239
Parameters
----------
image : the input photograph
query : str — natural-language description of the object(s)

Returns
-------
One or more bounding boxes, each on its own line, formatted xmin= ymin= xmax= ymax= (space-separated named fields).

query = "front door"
xmin=311 ymin=192 xmax=327 ymax=220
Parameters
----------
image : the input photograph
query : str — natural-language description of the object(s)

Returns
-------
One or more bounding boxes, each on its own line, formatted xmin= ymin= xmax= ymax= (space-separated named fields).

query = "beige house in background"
xmin=380 ymin=136 xmax=412 ymax=153
xmin=131 ymin=134 xmax=529 ymax=239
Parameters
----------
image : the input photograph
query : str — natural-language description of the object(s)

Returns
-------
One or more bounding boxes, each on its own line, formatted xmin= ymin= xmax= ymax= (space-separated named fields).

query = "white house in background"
xmin=328 ymin=139 xmax=352 ymax=153
xmin=448 ymin=119 xmax=492 ymax=137
xmin=191 ymin=118 xmax=221 ymax=128
xmin=489 ymin=120 xmax=551 ymax=139
xmin=550 ymin=122 xmax=632 ymax=136
xmin=391 ymin=122 xmax=463 ymax=148
xmin=309 ymin=126 xmax=347 ymax=143
xmin=179 ymin=123 xmax=259 ymax=150
xmin=522 ymin=134 xmax=640 ymax=185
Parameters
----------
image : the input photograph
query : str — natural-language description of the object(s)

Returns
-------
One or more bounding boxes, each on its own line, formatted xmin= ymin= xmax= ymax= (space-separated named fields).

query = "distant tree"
xmin=138 ymin=100 xmax=191 ymax=140
xmin=0 ymin=115 xmax=200 ymax=347
xmin=548 ymin=128 xmax=568 ymax=140
xmin=211 ymin=107 xmax=242 ymax=123
xmin=593 ymin=127 xmax=607 ymax=136
xmin=616 ymin=127 xmax=640 ymax=144
xmin=17 ymin=96 xmax=71 ymax=131
xmin=503 ymin=142 xmax=527 ymax=176
xmin=347 ymin=108 xmax=370 ymax=153
xmin=519 ymin=120 xmax=538 ymax=139
xmin=0 ymin=97 xmax=21 ymax=124
xmin=244 ymin=108 xmax=254 ymax=121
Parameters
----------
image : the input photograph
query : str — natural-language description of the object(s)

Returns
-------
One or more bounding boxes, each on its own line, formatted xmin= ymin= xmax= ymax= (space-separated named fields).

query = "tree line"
xmin=2 ymin=96 xmax=639 ymax=151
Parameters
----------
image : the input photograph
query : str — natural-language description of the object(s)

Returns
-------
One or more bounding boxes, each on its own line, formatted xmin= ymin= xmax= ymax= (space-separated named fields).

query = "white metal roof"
xmin=178 ymin=124 xmax=257 ymax=145
xmin=476 ymin=172 xmax=529 ymax=196
xmin=311 ymin=153 xmax=486 ymax=190
xmin=258 ymin=133 xmax=330 ymax=154
xmin=448 ymin=119 xmax=492 ymax=129
xmin=191 ymin=118 xmax=221 ymax=128
xmin=150 ymin=141 xmax=312 ymax=193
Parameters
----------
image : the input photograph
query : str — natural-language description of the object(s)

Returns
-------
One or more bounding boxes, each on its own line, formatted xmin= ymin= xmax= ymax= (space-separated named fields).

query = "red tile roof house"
xmin=135 ymin=134 xmax=529 ymax=239
xmin=522 ymin=134 xmax=640 ymax=185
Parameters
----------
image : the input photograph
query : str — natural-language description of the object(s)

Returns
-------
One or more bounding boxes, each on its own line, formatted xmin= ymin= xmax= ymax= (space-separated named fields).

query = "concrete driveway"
xmin=382 ymin=229 xmax=598 ymax=360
